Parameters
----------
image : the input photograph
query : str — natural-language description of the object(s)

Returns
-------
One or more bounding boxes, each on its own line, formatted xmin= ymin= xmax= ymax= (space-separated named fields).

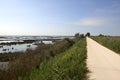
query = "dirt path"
xmin=87 ymin=37 xmax=120 ymax=80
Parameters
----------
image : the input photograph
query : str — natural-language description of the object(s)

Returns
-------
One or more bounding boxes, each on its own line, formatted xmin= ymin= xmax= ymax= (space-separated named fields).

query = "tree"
xmin=86 ymin=32 xmax=90 ymax=37
xmin=75 ymin=33 xmax=79 ymax=38
xmin=99 ymin=34 xmax=104 ymax=36
xmin=80 ymin=34 xmax=84 ymax=38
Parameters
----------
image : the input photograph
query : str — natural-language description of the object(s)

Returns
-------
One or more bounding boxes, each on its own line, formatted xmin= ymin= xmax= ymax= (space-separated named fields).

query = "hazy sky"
xmin=0 ymin=0 xmax=120 ymax=36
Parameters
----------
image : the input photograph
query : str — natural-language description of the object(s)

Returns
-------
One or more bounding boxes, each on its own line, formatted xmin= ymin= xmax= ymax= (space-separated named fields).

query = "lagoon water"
xmin=0 ymin=41 xmax=53 ymax=53
xmin=0 ymin=36 xmax=74 ymax=53
xmin=0 ymin=43 xmax=37 ymax=53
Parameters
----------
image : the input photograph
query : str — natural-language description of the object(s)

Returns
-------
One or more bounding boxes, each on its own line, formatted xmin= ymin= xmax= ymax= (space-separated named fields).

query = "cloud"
xmin=74 ymin=18 xmax=110 ymax=26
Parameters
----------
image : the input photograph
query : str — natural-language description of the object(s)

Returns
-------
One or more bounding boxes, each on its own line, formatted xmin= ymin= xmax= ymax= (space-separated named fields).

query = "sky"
xmin=0 ymin=0 xmax=120 ymax=36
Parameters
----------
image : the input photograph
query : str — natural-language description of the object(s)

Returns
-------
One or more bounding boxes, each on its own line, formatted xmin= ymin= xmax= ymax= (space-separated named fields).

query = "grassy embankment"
xmin=92 ymin=36 xmax=120 ymax=54
xmin=0 ymin=39 xmax=74 ymax=80
xmin=19 ymin=38 xmax=88 ymax=80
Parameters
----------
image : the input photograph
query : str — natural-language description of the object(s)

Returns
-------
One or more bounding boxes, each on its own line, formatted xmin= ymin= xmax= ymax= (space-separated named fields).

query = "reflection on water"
xmin=0 ymin=44 xmax=37 ymax=53
xmin=0 ymin=41 xmax=53 ymax=53
xmin=42 ymin=41 xmax=53 ymax=44
xmin=34 ymin=41 xmax=53 ymax=44
xmin=0 ymin=36 xmax=69 ymax=53
xmin=0 ymin=40 xmax=23 ymax=43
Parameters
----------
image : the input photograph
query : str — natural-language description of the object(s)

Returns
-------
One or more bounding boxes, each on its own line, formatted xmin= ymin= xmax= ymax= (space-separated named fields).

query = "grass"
xmin=0 ymin=39 xmax=75 ymax=80
xmin=91 ymin=36 xmax=120 ymax=54
xmin=18 ymin=38 xmax=88 ymax=80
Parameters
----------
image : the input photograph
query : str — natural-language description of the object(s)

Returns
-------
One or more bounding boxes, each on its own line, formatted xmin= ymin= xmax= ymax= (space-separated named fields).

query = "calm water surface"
xmin=0 ymin=43 xmax=37 ymax=53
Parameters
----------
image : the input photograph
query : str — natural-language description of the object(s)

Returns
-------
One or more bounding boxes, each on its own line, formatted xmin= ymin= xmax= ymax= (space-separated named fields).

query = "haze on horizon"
xmin=0 ymin=0 xmax=120 ymax=36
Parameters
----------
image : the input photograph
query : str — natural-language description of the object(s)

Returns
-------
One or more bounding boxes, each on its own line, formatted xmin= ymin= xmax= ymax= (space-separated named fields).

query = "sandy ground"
xmin=87 ymin=37 xmax=120 ymax=80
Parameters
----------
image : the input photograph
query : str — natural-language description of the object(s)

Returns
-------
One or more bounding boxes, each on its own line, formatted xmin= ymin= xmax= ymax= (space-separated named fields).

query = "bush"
xmin=80 ymin=34 xmax=85 ymax=38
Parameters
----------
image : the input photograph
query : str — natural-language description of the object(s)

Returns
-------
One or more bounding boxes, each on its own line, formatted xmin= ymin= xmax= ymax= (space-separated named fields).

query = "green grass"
xmin=18 ymin=38 xmax=88 ymax=80
xmin=92 ymin=36 xmax=120 ymax=54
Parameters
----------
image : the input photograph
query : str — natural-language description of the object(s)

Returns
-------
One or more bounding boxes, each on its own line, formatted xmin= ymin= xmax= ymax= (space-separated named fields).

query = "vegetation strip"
xmin=0 ymin=39 xmax=74 ymax=80
xmin=91 ymin=36 xmax=120 ymax=54
xmin=19 ymin=38 xmax=88 ymax=80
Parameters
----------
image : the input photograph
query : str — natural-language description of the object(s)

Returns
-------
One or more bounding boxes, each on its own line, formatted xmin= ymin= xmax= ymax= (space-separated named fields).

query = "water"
xmin=0 ymin=36 xmax=74 ymax=53
xmin=43 ymin=41 xmax=53 ymax=44
xmin=0 ymin=40 xmax=23 ymax=43
xmin=0 ymin=44 xmax=37 ymax=53
xmin=34 ymin=41 xmax=53 ymax=44
xmin=0 ymin=41 xmax=53 ymax=53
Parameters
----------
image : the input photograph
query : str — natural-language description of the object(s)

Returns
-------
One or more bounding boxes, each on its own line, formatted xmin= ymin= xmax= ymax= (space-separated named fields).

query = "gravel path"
xmin=87 ymin=37 xmax=120 ymax=80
